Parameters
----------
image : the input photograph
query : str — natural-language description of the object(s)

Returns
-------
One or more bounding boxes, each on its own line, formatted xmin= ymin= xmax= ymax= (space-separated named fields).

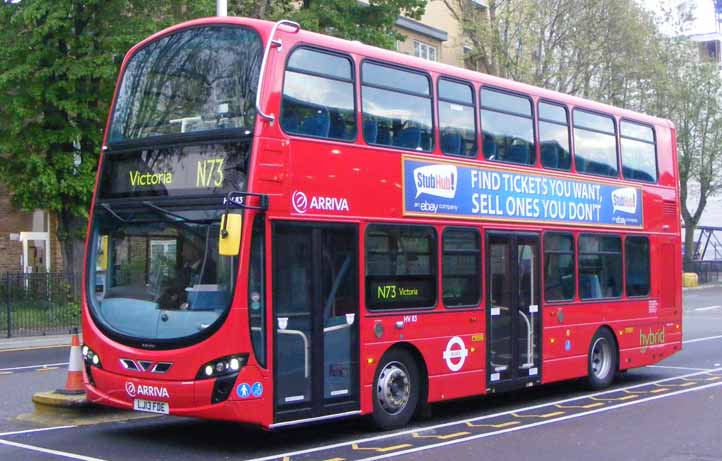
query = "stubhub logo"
xmin=414 ymin=165 xmax=457 ymax=199
xmin=611 ymin=187 xmax=637 ymax=214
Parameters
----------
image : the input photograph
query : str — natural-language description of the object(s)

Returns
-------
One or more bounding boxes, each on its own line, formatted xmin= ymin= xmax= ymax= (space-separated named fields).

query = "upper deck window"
xmin=539 ymin=102 xmax=571 ymax=170
xmin=573 ymin=110 xmax=618 ymax=177
xmin=109 ymin=26 xmax=262 ymax=144
xmin=281 ymin=47 xmax=356 ymax=141
xmin=481 ymin=88 xmax=535 ymax=165
xmin=620 ymin=121 xmax=657 ymax=183
xmin=362 ymin=62 xmax=433 ymax=152
xmin=438 ymin=78 xmax=477 ymax=157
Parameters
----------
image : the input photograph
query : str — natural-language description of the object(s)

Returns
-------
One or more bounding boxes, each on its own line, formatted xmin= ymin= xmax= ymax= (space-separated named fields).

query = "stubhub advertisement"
xmin=403 ymin=156 xmax=643 ymax=228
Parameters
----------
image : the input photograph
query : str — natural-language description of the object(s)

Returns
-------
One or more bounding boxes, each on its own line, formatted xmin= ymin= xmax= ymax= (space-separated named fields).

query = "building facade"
xmin=395 ymin=0 xmax=487 ymax=68
xmin=0 ymin=183 xmax=63 ymax=273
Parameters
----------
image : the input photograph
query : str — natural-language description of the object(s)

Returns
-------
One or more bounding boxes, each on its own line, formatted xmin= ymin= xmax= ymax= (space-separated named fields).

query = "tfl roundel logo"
xmin=125 ymin=381 xmax=137 ymax=397
xmin=292 ymin=191 xmax=308 ymax=214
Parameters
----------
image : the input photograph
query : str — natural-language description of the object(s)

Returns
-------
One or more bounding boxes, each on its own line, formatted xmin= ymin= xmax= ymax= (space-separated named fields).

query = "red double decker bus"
xmin=82 ymin=17 xmax=682 ymax=429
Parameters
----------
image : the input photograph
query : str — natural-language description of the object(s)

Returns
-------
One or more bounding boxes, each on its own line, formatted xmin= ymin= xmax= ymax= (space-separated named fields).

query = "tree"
xmin=0 ymin=0 xmax=211 ymax=273
xmin=441 ymin=0 xmax=662 ymax=108
xmin=666 ymin=56 xmax=722 ymax=262
xmin=229 ymin=0 xmax=426 ymax=49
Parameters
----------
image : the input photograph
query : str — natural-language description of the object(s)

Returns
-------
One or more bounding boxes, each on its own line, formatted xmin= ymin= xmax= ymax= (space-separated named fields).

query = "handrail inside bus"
xmin=255 ymin=19 xmax=301 ymax=123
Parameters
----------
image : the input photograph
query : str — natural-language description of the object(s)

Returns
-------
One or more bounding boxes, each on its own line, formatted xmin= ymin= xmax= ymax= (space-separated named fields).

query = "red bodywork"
xmin=82 ymin=17 xmax=682 ymax=428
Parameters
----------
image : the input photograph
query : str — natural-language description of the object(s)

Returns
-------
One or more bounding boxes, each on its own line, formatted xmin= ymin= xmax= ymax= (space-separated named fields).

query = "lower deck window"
xmin=579 ymin=234 xmax=622 ymax=299
xmin=366 ymin=224 xmax=436 ymax=309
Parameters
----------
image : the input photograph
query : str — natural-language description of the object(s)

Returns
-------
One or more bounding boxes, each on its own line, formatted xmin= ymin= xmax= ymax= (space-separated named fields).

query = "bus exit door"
xmin=272 ymin=222 xmax=359 ymax=424
xmin=486 ymin=232 xmax=542 ymax=391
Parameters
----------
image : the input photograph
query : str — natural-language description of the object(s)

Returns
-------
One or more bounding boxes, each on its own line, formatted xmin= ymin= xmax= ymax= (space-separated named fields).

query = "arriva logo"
xmin=414 ymin=165 xmax=457 ymax=199
xmin=125 ymin=381 xmax=170 ymax=399
xmin=291 ymin=190 xmax=349 ymax=214
xmin=640 ymin=328 xmax=665 ymax=353
xmin=291 ymin=191 xmax=309 ymax=214
xmin=612 ymin=187 xmax=637 ymax=214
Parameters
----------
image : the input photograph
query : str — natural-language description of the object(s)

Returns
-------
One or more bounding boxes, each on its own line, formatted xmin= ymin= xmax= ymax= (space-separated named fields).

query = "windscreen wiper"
xmin=99 ymin=203 xmax=129 ymax=223
xmin=141 ymin=201 xmax=216 ymax=224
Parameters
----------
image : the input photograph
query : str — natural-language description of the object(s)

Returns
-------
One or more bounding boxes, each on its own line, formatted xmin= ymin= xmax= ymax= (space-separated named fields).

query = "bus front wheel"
xmin=372 ymin=349 xmax=420 ymax=430
xmin=586 ymin=328 xmax=618 ymax=389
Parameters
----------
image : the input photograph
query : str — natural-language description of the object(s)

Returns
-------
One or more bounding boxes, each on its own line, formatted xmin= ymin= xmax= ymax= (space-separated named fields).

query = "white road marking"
xmin=648 ymin=365 xmax=710 ymax=371
xmin=0 ymin=426 xmax=75 ymax=437
xmin=352 ymin=380 xmax=722 ymax=461
xmin=0 ymin=438 xmax=107 ymax=460
xmin=0 ymin=362 xmax=68 ymax=372
xmin=245 ymin=367 xmax=721 ymax=461
xmin=694 ymin=305 xmax=722 ymax=312
xmin=683 ymin=334 xmax=722 ymax=344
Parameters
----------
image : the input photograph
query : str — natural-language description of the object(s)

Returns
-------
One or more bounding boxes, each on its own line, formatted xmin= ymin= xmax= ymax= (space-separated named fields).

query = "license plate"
xmin=133 ymin=398 xmax=169 ymax=414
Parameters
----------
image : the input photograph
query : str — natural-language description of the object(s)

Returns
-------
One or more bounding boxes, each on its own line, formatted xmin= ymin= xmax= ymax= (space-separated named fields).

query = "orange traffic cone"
xmin=56 ymin=328 xmax=85 ymax=395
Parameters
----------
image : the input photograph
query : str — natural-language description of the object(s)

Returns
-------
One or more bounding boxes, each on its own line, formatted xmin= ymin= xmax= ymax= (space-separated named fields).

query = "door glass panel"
xmin=489 ymin=237 xmax=513 ymax=382
xmin=322 ymin=230 xmax=358 ymax=401
xmin=274 ymin=227 xmax=313 ymax=406
xmin=517 ymin=240 xmax=539 ymax=371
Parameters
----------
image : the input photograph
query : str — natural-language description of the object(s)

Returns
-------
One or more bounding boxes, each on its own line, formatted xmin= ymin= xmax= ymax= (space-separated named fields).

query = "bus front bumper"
xmin=84 ymin=366 xmax=269 ymax=425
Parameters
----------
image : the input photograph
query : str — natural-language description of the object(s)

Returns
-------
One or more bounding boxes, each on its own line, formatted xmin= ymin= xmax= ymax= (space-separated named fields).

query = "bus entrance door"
xmin=486 ymin=232 xmax=542 ymax=391
xmin=272 ymin=222 xmax=359 ymax=424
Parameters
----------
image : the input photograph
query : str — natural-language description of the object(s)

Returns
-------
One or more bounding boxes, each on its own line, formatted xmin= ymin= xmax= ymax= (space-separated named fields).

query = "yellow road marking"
xmin=655 ymin=382 xmax=695 ymax=388
xmin=412 ymin=431 xmax=470 ymax=440
xmin=465 ymin=421 xmax=520 ymax=429
xmin=555 ymin=402 xmax=604 ymax=409
xmin=36 ymin=367 xmax=58 ymax=372
xmin=511 ymin=411 xmax=565 ymax=419
xmin=706 ymin=376 xmax=721 ymax=381
xmin=351 ymin=443 xmax=413 ymax=452
xmin=322 ymin=458 xmax=345 ymax=461
xmin=591 ymin=394 xmax=637 ymax=401
xmin=0 ymin=371 xmax=12 ymax=375
xmin=624 ymin=388 xmax=669 ymax=395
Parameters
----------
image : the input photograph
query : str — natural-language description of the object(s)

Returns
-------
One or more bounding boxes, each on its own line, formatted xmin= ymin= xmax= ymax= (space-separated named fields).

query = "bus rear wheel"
xmin=372 ymin=349 xmax=420 ymax=430
xmin=586 ymin=329 xmax=617 ymax=389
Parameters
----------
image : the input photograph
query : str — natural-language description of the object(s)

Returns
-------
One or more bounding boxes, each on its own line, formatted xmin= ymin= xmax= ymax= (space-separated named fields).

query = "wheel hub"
xmin=376 ymin=362 xmax=410 ymax=415
xmin=591 ymin=337 xmax=612 ymax=379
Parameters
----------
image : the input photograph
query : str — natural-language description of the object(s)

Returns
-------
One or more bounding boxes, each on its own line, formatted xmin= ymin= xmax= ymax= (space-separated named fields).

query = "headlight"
xmin=81 ymin=344 xmax=102 ymax=369
xmin=196 ymin=354 xmax=248 ymax=379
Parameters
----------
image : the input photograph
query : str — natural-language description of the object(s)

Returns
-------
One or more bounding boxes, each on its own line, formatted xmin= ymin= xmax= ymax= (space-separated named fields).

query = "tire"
xmin=586 ymin=328 xmax=618 ymax=389
xmin=371 ymin=349 xmax=421 ymax=430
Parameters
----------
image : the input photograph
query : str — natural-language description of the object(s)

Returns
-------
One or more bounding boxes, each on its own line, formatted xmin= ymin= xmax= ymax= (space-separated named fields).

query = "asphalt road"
xmin=0 ymin=287 xmax=721 ymax=460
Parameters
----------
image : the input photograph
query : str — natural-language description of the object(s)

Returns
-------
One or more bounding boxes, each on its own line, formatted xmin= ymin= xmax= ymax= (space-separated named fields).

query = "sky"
xmin=642 ymin=0 xmax=718 ymax=35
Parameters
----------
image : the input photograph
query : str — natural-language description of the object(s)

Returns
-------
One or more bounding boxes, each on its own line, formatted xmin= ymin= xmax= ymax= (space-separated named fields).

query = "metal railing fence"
xmin=1 ymin=272 xmax=81 ymax=337
xmin=683 ymin=260 xmax=722 ymax=284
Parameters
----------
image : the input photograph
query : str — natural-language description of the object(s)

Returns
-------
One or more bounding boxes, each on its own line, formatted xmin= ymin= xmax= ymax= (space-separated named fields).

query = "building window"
xmin=414 ymin=40 xmax=438 ymax=62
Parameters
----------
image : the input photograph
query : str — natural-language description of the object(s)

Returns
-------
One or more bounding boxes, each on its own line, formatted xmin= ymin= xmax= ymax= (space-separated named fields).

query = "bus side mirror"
xmin=219 ymin=214 xmax=242 ymax=256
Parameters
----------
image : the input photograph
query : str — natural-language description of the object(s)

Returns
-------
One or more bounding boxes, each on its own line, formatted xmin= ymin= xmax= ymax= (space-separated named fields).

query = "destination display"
xmin=403 ymin=156 xmax=643 ymax=228
xmin=99 ymin=143 xmax=247 ymax=199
